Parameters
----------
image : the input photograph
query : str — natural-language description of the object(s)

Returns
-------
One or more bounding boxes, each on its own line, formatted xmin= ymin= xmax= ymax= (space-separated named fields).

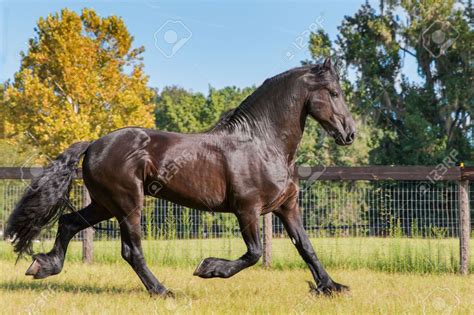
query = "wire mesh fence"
xmin=0 ymin=179 xmax=472 ymax=273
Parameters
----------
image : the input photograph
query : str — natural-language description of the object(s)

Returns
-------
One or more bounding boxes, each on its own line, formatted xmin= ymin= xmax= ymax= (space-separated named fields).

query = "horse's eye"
xmin=330 ymin=91 xmax=338 ymax=98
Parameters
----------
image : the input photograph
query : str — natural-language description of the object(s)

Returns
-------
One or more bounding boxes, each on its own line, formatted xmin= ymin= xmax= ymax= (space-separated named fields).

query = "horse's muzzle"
xmin=334 ymin=130 xmax=355 ymax=146
xmin=344 ymin=131 xmax=355 ymax=145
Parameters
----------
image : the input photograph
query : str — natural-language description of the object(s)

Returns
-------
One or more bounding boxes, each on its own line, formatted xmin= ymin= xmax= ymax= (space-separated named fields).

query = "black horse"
xmin=6 ymin=58 xmax=355 ymax=296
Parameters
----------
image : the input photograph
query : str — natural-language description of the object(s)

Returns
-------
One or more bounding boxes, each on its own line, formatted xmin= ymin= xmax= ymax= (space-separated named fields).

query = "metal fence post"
xmin=262 ymin=213 xmax=272 ymax=267
xmin=459 ymin=179 xmax=470 ymax=275
xmin=82 ymin=185 xmax=94 ymax=263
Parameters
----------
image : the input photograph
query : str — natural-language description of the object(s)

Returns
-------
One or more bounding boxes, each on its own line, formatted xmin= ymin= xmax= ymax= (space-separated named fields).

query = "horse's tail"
xmin=5 ymin=141 xmax=91 ymax=258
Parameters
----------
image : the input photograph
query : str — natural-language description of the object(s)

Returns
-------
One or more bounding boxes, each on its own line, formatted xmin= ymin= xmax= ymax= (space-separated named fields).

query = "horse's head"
xmin=304 ymin=58 xmax=356 ymax=146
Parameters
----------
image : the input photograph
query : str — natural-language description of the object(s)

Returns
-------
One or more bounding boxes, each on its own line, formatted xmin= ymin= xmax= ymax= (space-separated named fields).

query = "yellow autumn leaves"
xmin=2 ymin=8 xmax=154 ymax=157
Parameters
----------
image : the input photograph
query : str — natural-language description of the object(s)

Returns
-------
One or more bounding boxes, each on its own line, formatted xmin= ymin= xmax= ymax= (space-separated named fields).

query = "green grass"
xmin=1 ymin=261 xmax=473 ymax=314
xmin=1 ymin=237 xmax=473 ymax=314
xmin=1 ymin=237 xmax=473 ymax=274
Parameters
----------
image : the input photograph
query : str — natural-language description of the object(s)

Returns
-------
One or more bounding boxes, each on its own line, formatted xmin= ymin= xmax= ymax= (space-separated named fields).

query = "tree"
xmin=155 ymin=86 xmax=207 ymax=132
xmin=308 ymin=0 xmax=473 ymax=165
xmin=202 ymin=86 xmax=255 ymax=126
xmin=155 ymin=85 xmax=255 ymax=132
xmin=0 ymin=83 xmax=5 ymax=139
xmin=3 ymin=8 xmax=154 ymax=157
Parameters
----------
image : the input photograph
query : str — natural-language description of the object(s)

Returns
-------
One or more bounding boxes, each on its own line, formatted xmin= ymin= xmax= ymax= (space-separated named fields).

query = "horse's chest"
xmin=228 ymin=157 xmax=291 ymax=211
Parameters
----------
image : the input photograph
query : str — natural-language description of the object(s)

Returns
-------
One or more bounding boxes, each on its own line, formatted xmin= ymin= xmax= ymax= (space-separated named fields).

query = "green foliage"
xmin=165 ymin=206 xmax=177 ymax=239
xmin=155 ymin=86 xmax=207 ymax=132
xmin=155 ymin=85 xmax=255 ymax=132
xmin=202 ymin=86 xmax=255 ymax=126
xmin=309 ymin=30 xmax=332 ymax=59
xmin=180 ymin=208 xmax=192 ymax=239
xmin=308 ymin=1 xmax=473 ymax=165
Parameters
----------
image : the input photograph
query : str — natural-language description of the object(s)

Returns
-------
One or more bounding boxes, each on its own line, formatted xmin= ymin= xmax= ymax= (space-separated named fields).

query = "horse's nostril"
xmin=346 ymin=132 xmax=355 ymax=144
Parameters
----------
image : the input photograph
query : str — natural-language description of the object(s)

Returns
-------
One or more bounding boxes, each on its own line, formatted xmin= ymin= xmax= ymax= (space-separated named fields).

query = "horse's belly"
xmin=147 ymin=163 xmax=228 ymax=212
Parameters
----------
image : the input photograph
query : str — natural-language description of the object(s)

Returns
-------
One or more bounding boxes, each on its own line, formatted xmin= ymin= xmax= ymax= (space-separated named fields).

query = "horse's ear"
xmin=323 ymin=57 xmax=332 ymax=69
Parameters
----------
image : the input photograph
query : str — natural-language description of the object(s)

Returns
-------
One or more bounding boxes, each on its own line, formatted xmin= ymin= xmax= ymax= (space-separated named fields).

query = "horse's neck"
xmin=271 ymin=112 xmax=306 ymax=164
xmin=243 ymin=98 xmax=307 ymax=165
xmin=217 ymin=71 xmax=308 ymax=162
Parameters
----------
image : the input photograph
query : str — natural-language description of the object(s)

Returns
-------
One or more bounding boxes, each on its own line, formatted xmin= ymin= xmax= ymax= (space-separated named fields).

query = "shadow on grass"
xmin=0 ymin=280 xmax=142 ymax=294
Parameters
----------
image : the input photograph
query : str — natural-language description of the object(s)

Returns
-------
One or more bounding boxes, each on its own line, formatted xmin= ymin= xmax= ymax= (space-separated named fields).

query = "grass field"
xmin=1 ymin=237 xmax=472 ymax=273
xmin=1 ymin=237 xmax=473 ymax=314
xmin=1 ymin=261 xmax=473 ymax=314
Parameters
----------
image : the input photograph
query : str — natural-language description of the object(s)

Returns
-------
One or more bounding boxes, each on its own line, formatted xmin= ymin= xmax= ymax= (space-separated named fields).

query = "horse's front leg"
xmin=275 ymin=197 xmax=349 ymax=296
xmin=193 ymin=210 xmax=262 ymax=278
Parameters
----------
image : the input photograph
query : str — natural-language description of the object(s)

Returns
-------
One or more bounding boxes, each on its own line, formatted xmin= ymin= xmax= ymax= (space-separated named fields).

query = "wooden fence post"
xmin=82 ymin=186 xmax=94 ymax=263
xmin=459 ymin=179 xmax=470 ymax=275
xmin=262 ymin=213 xmax=272 ymax=267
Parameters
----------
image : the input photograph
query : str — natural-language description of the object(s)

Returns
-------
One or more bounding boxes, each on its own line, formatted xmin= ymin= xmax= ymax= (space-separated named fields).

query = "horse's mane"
xmin=210 ymin=65 xmax=315 ymax=133
xmin=212 ymin=108 xmax=237 ymax=130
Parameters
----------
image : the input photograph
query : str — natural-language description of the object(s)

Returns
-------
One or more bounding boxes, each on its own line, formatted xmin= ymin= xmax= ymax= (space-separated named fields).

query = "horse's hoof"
xmin=25 ymin=259 xmax=41 ymax=276
xmin=307 ymin=281 xmax=350 ymax=296
xmin=25 ymin=254 xmax=62 ymax=279
xmin=149 ymin=288 xmax=174 ymax=298
xmin=193 ymin=257 xmax=229 ymax=278
xmin=335 ymin=283 xmax=350 ymax=293
xmin=193 ymin=259 xmax=207 ymax=277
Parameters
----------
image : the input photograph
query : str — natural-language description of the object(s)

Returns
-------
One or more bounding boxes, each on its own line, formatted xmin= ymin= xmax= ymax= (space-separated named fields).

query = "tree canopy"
xmin=308 ymin=0 xmax=473 ymax=165
xmin=2 ymin=8 xmax=154 ymax=156
xmin=155 ymin=85 xmax=255 ymax=132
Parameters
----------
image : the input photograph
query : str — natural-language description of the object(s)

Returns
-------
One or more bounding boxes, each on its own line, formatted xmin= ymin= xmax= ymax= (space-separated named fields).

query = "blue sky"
xmin=0 ymin=0 xmax=419 ymax=93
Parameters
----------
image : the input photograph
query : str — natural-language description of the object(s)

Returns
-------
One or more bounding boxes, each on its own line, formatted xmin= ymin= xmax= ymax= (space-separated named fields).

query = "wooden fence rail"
xmin=1 ymin=166 xmax=472 ymax=274
xmin=1 ymin=166 xmax=473 ymax=180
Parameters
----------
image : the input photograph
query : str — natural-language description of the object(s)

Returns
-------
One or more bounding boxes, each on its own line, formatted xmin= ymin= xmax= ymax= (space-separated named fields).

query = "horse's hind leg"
xmin=275 ymin=197 xmax=349 ymax=295
xmin=193 ymin=209 xmax=262 ymax=278
xmin=26 ymin=202 xmax=112 ymax=279
xmin=118 ymin=211 xmax=171 ymax=296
